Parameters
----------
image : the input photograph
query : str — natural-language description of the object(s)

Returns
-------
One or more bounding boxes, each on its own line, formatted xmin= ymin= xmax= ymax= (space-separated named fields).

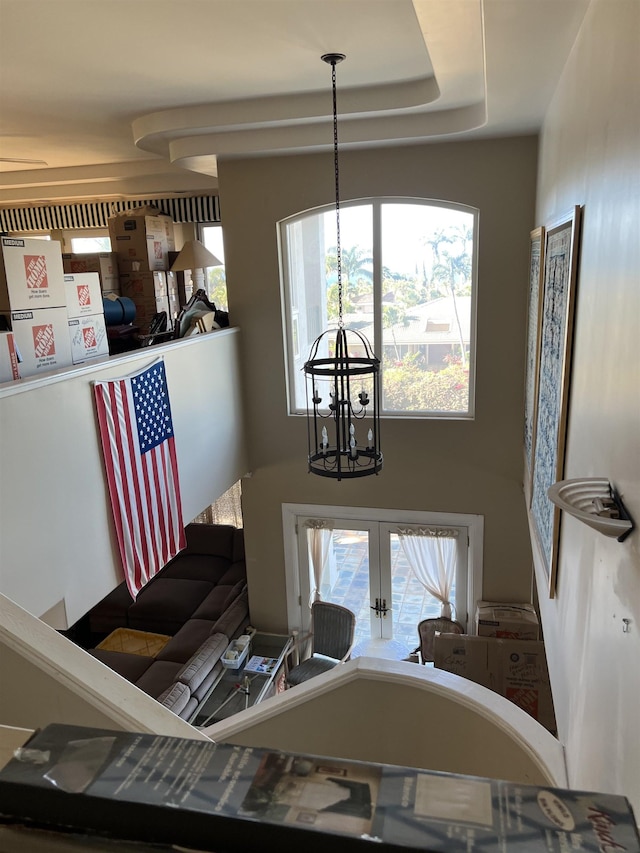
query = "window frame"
xmin=279 ymin=196 xmax=479 ymax=420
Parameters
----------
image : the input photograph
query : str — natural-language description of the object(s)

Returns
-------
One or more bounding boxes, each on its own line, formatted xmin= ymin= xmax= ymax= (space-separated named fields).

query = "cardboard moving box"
xmin=108 ymin=209 xmax=175 ymax=272
xmin=434 ymin=635 xmax=556 ymax=732
xmin=62 ymin=252 xmax=119 ymax=292
xmin=4 ymin=307 xmax=73 ymax=377
xmin=0 ymin=237 xmax=66 ymax=312
xmin=68 ymin=314 xmax=109 ymax=364
xmin=476 ymin=601 xmax=540 ymax=640
xmin=0 ymin=331 xmax=20 ymax=382
xmin=64 ymin=273 xmax=104 ymax=319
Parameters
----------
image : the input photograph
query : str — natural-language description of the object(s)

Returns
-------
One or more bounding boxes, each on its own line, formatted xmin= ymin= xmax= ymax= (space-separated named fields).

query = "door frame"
xmin=282 ymin=503 xmax=483 ymax=638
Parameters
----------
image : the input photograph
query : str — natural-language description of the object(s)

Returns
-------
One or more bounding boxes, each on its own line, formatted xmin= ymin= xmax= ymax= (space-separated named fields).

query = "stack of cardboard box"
xmin=62 ymin=251 xmax=119 ymax=295
xmin=64 ymin=272 xmax=109 ymax=365
xmin=434 ymin=602 xmax=556 ymax=733
xmin=0 ymin=237 xmax=109 ymax=379
xmin=108 ymin=208 xmax=179 ymax=333
xmin=0 ymin=236 xmax=73 ymax=377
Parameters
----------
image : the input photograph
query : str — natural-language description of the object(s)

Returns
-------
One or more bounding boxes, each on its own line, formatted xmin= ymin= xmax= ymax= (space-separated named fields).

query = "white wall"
xmin=0 ymin=329 xmax=248 ymax=628
xmin=533 ymin=0 xmax=640 ymax=816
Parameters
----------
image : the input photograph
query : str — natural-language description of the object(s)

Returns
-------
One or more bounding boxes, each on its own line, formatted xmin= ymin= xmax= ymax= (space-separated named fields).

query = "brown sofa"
xmin=85 ymin=523 xmax=250 ymax=721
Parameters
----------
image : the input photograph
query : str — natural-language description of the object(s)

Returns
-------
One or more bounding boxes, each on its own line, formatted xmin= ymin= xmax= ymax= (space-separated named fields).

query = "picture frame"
xmin=530 ymin=206 xmax=582 ymax=596
xmin=523 ymin=226 xmax=545 ymax=505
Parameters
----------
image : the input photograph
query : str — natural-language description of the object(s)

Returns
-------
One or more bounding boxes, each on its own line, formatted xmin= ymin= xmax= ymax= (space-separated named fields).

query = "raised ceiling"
xmin=0 ymin=0 xmax=589 ymax=205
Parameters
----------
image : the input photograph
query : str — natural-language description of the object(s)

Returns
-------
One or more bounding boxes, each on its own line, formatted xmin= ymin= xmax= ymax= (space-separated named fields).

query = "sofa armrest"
xmin=176 ymin=633 xmax=228 ymax=692
xmin=210 ymin=588 xmax=249 ymax=639
xmin=157 ymin=681 xmax=192 ymax=716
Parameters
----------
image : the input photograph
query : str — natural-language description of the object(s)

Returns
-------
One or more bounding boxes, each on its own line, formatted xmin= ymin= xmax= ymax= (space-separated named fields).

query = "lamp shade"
xmin=170 ymin=239 xmax=222 ymax=271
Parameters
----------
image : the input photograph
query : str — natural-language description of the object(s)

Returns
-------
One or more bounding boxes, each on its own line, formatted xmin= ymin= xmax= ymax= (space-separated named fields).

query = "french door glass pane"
xmin=320 ymin=529 xmax=371 ymax=649
xmin=389 ymin=534 xmax=456 ymax=649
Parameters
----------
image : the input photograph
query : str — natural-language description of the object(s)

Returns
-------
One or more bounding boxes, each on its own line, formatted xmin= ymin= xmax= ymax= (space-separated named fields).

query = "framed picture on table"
xmin=530 ymin=206 xmax=582 ymax=597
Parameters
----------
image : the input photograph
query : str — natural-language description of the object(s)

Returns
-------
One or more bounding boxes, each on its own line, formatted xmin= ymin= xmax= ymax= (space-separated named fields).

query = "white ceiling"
xmin=0 ymin=0 xmax=589 ymax=204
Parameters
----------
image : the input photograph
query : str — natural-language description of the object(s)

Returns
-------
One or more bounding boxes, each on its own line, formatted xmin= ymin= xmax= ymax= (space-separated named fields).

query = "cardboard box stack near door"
xmin=434 ymin=602 xmax=556 ymax=733
xmin=0 ymin=237 xmax=108 ymax=379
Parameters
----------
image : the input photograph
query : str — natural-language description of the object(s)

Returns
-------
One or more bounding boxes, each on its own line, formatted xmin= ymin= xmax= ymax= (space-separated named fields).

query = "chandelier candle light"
xmin=303 ymin=53 xmax=383 ymax=480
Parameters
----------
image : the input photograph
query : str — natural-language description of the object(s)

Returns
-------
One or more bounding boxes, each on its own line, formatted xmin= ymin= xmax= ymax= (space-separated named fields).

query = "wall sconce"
xmin=547 ymin=478 xmax=634 ymax=542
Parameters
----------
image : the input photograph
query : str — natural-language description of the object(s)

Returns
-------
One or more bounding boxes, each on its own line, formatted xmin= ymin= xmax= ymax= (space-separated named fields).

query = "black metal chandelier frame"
xmin=303 ymin=53 xmax=383 ymax=481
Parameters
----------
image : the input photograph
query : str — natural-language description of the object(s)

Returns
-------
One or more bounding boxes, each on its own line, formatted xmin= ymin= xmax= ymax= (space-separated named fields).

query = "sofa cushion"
xmin=128 ymin=579 xmax=214 ymax=634
xmin=135 ymin=660 xmax=184 ymax=698
xmin=157 ymin=682 xmax=192 ymax=716
xmin=159 ymin=553 xmax=232 ymax=585
xmin=176 ymin=633 xmax=228 ymax=692
xmin=218 ymin=561 xmax=247 ymax=586
xmin=88 ymin=649 xmax=154 ymax=683
xmin=184 ymin=523 xmax=235 ymax=559
xmin=222 ymin=579 xmax=246 ymax=612
xmin=210 ymin=588 xmax=249 ymax=639
xmin=156 ymin=619 xmax=216 ymax=664
xmin=190 ymin=585 xmax=232 ymax=622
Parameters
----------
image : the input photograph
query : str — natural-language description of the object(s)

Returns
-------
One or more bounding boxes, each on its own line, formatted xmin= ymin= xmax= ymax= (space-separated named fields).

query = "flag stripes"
xmin=94 ymin=359 xmax=185 ymax=597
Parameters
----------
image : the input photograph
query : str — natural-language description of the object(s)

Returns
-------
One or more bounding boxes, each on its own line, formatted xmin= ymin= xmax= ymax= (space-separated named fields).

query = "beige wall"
xmin=217 ymin=136 xmax=539 ymax=632
xmin=532 ymin=0 xmax=640 ymax=816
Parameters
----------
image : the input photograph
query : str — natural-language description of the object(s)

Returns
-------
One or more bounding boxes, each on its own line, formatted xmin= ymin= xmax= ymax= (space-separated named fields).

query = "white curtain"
xmin=397 ymin=527 xmax=458 ymax=618
xmin=305 ymin=520 xmax=334 ymax=607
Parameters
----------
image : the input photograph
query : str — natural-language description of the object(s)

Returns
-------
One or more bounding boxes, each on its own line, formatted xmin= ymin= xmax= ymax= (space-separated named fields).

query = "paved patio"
xmin=325 ymin=531 xmax=447 ymax=651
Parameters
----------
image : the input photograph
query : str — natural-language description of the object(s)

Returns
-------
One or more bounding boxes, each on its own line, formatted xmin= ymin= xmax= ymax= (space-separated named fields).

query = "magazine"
xmin=244 ymin=655 xmax=279 ymax=674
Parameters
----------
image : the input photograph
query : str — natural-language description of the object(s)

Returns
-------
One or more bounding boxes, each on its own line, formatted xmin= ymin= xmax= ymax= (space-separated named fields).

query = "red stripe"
xmin=167 ymin=437 xmax=186 ymax=552
xmin=117 ymin=380 xmax=148 ymax=595
xmin=153 ymin=442 xmax=171 ymax=562
xmin=148 ymin=447 xmax=169 ymax=571
xmin=94 ymin=385 xmax=128 ymax=574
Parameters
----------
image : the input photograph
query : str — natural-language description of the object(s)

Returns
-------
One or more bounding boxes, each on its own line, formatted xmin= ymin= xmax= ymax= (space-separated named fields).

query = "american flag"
xmin=94 ymin=359 xmax=186 ymax=597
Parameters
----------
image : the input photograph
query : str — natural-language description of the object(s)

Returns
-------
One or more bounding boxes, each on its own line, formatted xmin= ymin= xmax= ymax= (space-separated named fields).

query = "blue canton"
xmin=131 ymin=363 xmax=173 ymax=453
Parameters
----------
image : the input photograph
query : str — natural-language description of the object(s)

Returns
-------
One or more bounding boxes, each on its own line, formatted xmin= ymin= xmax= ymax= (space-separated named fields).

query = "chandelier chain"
xmin=331 ymin=59 xmax=344 ymax=329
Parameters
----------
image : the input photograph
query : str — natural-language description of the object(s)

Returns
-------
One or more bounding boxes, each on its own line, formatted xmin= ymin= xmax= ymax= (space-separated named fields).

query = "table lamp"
xmin=170 ymin=239 xmax=222 ymax=291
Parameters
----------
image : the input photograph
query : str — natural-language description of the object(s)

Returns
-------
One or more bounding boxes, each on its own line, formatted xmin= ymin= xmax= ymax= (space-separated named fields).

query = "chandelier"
xmin=303 ymin=53 xmax=383 ymax=481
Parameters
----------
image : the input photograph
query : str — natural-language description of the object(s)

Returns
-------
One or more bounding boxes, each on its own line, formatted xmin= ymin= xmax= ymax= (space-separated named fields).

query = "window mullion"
xmin=372 ymin=200 xmax=383 ymax=365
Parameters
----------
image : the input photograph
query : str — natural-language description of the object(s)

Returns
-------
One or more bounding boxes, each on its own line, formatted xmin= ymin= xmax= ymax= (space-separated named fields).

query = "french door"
xmin=289 ymin=511 xmax=474 ymax=651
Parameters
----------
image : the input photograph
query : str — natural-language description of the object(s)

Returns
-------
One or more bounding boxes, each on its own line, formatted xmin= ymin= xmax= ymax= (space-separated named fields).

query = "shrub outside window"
xmin=279 ymin=198 xmax=478 ymax=418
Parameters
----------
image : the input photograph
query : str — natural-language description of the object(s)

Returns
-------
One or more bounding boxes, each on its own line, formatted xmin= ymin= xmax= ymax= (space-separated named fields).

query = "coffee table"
xmin=190 ymin=632 xmax=292 ymax=728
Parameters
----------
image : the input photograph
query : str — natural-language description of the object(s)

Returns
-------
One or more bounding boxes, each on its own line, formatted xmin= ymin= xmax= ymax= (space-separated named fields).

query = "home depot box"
xmin=62 ymin=252 xmax=119 ymax=291
xmin=63 ymin=273 xmax=103 ymax=319
xmin=0 ymin=236 xmax=66 ymax=312
xmin=476 ymin=601 xmax=540 ymax=640
xmin=434 ymin=635 xmax=555 ymax=732
xmin=119 ymin=270 xmax=169 ymax=332
xmin=0 ymin=331 xmax=21 ymax=382
xmin=3 ymin=307 xmax=73 ymax=377
xmin=1 ymin=723 xmax=638 ymax=853
xmin=68 ymin=314 xmax=109 ymax=364
xmin=108 ymin=209 xmax=175 ymax=271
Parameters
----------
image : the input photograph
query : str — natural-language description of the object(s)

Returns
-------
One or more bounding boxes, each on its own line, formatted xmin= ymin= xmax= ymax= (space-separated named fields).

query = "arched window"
xmin=279 ymin=198 xmax=478 ymax=418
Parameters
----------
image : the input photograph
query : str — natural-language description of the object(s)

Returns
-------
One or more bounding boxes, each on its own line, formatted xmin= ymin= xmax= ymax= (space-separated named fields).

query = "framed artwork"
xmin=523 ymin=226 xmax=545 ymax=504
xmin=530 ymin=206 xmax=582 ymax=596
